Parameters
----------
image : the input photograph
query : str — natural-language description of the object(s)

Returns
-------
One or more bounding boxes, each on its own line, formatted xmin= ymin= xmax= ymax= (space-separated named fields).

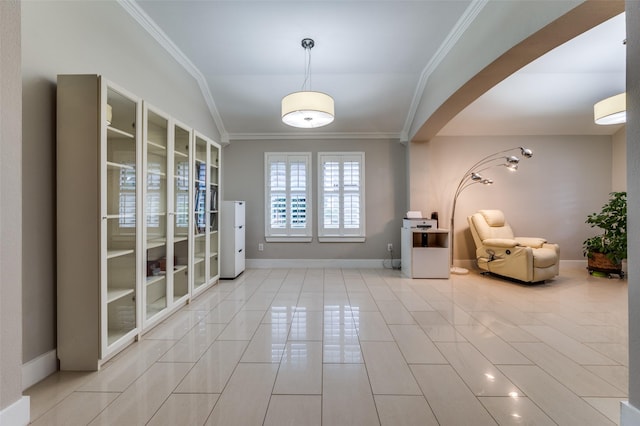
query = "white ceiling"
xmin=440 ymin=11 xmax=626 ymax=137
xmin=131 ymin=1 xmax=625 ymax=141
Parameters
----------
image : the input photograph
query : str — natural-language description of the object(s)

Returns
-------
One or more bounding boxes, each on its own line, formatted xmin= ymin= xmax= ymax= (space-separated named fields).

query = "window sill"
xmin=318 ymin=237 xmax=366 ymax=243
xmin=265 ymin=237 xmax=313 ymax=243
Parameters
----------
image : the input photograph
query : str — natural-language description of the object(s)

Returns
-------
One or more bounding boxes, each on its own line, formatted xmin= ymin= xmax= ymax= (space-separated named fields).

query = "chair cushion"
xmin=533 ymin=248 xmax=557 ymax=268
xmin=479 ymin=210 xmax=505 ymax=227
xmin=482 ymin=238 xmax=519 ymax=248
xmin=515 ymin=237 xmax=547 ymax=248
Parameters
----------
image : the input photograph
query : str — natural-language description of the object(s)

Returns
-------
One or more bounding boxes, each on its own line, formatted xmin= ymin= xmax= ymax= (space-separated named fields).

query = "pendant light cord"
xmin=298 ymin=38 xmax=315 ymax=91
xmin=301 ymin=45 xmax=312 ymax=91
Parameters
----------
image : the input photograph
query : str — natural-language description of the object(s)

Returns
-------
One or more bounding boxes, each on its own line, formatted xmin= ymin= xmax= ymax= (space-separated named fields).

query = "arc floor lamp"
xmin=450 ymin=146 xmax=533 ymax=275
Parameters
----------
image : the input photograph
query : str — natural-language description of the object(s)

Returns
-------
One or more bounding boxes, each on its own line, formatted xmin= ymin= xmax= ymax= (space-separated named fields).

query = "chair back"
xmin=469 ymin=209 xmax=515 ymax=244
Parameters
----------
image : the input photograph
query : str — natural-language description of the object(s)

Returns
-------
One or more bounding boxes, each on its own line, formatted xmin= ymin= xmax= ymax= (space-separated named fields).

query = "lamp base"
xmin=450 ymin=266 xmax=469 ymax=275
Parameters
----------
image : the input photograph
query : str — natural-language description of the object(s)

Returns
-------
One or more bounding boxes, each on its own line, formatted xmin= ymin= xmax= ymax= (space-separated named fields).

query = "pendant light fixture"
xmin=594 ymin=92 xmax=626 ymax=125
xmin=282 ymin=38 xmax=335 ymax=128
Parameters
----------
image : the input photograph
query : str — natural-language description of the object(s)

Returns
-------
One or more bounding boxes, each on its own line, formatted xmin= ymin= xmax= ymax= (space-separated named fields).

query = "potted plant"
xmin=582 ymin=191 xmax=627 ymax=276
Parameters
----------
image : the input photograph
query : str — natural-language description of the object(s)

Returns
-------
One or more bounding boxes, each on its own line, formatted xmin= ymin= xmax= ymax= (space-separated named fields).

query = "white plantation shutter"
xmin=318 ymin=153 xmax=365 ymax=241
xmin=175 ymin=161 xmax=189 ymax=229
xmin=146 ymin=162 xmax=162 ymax=228
xmin=265 ymin=153 xmax=312 ymax=241
xmin=119 ymin=164 xmax=136 ymax=228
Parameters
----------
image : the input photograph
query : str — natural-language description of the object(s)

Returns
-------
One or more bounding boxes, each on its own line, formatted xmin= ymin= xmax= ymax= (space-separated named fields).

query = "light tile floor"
xmin=26 ymin=264 xmax=628 ymax=425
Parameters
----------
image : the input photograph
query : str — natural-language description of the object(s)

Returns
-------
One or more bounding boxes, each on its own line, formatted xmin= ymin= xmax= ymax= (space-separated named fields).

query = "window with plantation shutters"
xmin=265 ymin=152 xmax=312 ymax=241
xmin=318 ymin=152 xmax=365 ymax=242
xmin=118 ymin=164 xmax=136 ymax=228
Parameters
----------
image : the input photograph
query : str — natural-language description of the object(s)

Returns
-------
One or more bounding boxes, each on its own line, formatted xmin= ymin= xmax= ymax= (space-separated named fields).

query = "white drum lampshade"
xmin=282 ymin=91 xmax=334 ymax=128
xmin=594 ymin=93 xmax=626 ymax=125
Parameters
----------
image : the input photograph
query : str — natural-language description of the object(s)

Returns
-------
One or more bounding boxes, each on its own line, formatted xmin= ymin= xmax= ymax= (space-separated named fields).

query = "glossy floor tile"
xmin=26 ymin=265 xmax=628 ymax=425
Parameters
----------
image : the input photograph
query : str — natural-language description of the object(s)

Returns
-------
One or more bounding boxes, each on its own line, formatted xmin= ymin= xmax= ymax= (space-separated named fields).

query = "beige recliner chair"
xmin=467 ymin=209 xmax=559 ymax=283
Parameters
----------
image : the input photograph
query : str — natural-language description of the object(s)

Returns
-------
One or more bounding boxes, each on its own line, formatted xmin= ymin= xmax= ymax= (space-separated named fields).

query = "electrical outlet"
xmin=387 ymin=243 xmax=393 ymax=252
xmin=258 ymin=243 xmax=264 ymax=251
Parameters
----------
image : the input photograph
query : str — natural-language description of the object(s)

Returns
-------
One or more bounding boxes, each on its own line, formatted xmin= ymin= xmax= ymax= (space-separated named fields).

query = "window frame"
xmin=264 ymin=152 xmax=313 ymax=242
xmin=317 ymin=152 xmax=366 ymax=242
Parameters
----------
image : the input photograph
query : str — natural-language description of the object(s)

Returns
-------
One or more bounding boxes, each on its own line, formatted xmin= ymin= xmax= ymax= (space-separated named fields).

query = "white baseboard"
xmin=0 ymin=396 xmax=30 ymax=426
xmin=621 ymin=401 xmax=640 ymax=426
xmin=454 ymin=259 xmax=476 ymax=270
xmin=559 ymin=259 xmax=588 ymax=267
xmin=247 ymin=258 xmax=585 ymax=271
xmin=246 ymin=258 xmax=397 ymax=269
xmin=22 ymin=349 xmax=57 ymax=390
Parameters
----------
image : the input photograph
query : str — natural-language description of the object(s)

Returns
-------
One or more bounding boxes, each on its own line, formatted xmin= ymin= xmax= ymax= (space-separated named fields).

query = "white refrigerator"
xmin=221 ymin=201 xmax=246 ymax=279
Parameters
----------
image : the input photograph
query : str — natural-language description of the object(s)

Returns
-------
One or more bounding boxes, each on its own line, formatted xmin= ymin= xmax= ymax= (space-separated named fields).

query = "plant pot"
xmin=587 ymin=252 xmax=622 ymax=274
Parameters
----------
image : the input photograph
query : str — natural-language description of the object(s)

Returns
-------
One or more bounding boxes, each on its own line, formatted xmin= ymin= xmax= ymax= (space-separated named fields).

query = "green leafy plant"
xmin=582 ymin=191 xmax=627 ymax=265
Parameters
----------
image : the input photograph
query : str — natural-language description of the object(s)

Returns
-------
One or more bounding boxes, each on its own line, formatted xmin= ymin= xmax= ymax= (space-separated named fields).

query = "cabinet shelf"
xmin=145 ymin=274 xmax=166 ymax=287
xmin=174 ymin=236 xmax=188 ymax=243
xmin=105 ymin=214 xmax=135 ymax=221
xmin=147 ymin=140 xmax=166 ymax=152
xmin=106 ymin=161 xmax=134 ymax=170
xmin=107 ymin=126 xmax=135 ymax=139
xmin=107 ymin=249 xmax=135 ymax=259
xmin=174 ymin=150 xmax=188 ymax=158
xmin=147 ymin=238 xmax=166 ymax=249
xmin=107 ymin=288 xmax=134 ymax=303
xmin=173 ymin=265 xmax=188 ymax=274
xmin=147 ymin=170 xmax=166 ymax=177
xmin=194 ymin=256 xmax=205 ymax=265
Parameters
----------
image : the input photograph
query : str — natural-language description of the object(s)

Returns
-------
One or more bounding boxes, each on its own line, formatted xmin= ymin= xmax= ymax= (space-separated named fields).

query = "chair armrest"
xmin=483 ymin=238 xmax=519 ymax=248
xmin=515 ymin=237 xmax=547 ymax=248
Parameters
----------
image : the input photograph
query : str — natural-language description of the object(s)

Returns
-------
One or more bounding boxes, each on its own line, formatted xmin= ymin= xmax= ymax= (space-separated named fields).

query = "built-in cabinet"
xmin=102 ymin=81 xmax=141 ymax=360
xmin=221 ymin=201 xmax=246 ymax=279
xmin=57 ymin=75 xmax=221 ymax=370
xmin=141 ymin=107 xmax=195 ymax=329
xmin=193 ymin=133 xmax=220 ymax=295
xmin=172 ymin=123 xmax=192 ymax=304
xmin=143 ymin=106 xmax=170 ymax=325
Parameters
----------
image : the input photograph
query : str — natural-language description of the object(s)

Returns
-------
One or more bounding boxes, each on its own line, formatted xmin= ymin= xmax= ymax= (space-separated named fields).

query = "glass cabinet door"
xmin=104 ymin=85 xmax=139 ymax=347
xmin=143 ymin=108 xmax=169 ymax=321
xmin=209 ymin=144 xmax=220 ymax=281
xmin=193 ymin=135 xmax=208 ymax=291
xmin=173 ymin=123 xmax=191 ymax=301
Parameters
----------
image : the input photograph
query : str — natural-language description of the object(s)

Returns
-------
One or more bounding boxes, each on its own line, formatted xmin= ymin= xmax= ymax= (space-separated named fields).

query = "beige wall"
xmin=410 ymin=135 xmax=613 ymax=262
xmin=1 ymin=0 xmax=24 ymax=416
xmin=21 ymin=1 xmax=219 ymax=364
xmin=222 ymin=139 xmax=406 ymax=261
xmin=612 ymin=126 xmax=627 ymax=192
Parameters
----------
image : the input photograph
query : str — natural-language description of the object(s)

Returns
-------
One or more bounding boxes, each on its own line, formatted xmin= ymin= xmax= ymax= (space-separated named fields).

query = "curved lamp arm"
xmin=460 ymin=147 xmax=532 ymax=179
xmin=449 ymin=147 xmax=533 ymax=274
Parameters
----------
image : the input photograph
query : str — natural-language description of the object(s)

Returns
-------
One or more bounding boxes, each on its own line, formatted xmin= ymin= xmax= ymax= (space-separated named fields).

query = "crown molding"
xmin=401 ymin=0 xmax=489 ymax=141
xmin=118 ymin=0 xmax=229 ymax=141
xmin=228 ymin=131 xmax=401 ymax=142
